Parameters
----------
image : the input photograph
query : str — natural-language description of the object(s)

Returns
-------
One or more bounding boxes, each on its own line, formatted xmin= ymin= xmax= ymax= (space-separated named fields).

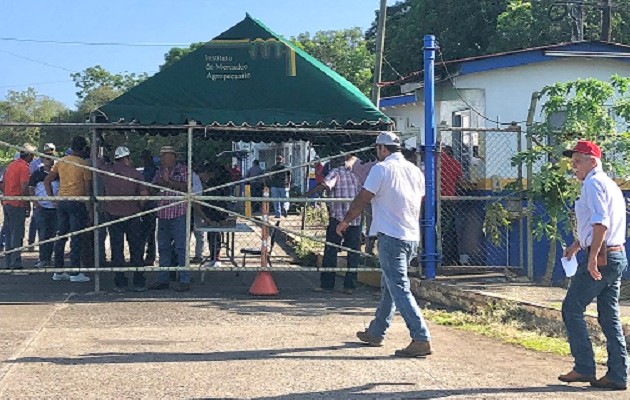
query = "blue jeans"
xmin=37 ymin=207 xmax=57 ymax=263
xmin=54 ymin=201 xmax=87 ymax=268
xmin=3 ymin=205 xmax=27 ymax=269
xmin=108 ymin=215 xmax=145 ymax=287
xmin=367 ymin=233 xmax=431 ymax=342
xmin=270 ymin=186 xmax=289 ymax=217
xmin=28 ymin=206 xmax=39 ymax=245
xmin=562 ymin=249 xmax=628 ymax=384
xmin=157 ymin=215 xmax=190 ymax=283
xmin=321 ymin=218 xmax=360 ymax=289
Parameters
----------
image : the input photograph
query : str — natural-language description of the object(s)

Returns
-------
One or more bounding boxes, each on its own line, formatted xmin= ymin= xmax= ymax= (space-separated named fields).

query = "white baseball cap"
xmin=114 ymin=146 xmax=131 ymax=159
xmin=375 ymin=131 xmax=401 ymax=147
xmin=43 ymin=143 xmax=56 ymax=153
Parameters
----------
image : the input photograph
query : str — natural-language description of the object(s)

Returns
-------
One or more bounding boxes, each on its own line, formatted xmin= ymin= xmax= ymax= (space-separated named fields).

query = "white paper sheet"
xmin=561 ymin=256 xmax=578 ymax=277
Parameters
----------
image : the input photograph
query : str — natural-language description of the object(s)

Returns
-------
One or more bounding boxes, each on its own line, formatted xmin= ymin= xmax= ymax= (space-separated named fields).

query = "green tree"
xmin=70 ymin=65 xmax=148 ymax=114
xmin=370 ymin=0 xmax=630 ymax=91
xmin=366 ymin=0 xmax=509 ymax=87
xmin=489 ymin=0 xmax=616 ymax=53
xmin=513 ymin=76 xmax=630 ymax=285
xmin=0 ymin=88 xmax=67 ymax=157
xmin=292 ymin=28 xmax=374 ymax=96
xmin=160 ymin=42 xmax=205 ymax=70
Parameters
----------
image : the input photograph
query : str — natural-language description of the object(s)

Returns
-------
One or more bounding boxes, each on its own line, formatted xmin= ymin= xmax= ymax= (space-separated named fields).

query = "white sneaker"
xmin=70 ymin=273 xmax=90 ymax=282
xmin=204 ymin=260 xmax=222 ymax=269
xmin=52 ymin=272 xmax=70 ymax=281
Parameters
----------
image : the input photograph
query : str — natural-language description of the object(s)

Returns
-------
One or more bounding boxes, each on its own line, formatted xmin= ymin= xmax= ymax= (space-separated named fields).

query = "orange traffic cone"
xmin=249 ymin=271 xmax=279 ymax=296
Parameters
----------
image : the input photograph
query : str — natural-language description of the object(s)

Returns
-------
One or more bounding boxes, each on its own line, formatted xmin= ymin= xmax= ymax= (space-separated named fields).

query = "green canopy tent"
xmin=96 ymin=14 xmax=390 ymax=144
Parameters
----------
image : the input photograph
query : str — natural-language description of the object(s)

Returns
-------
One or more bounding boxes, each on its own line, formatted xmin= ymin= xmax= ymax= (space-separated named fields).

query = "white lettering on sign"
xmin=206 ymin=72 xmax=252 ymax=81
xmin=204 ymin=54 xmax=251 ymax=81
xmin=205 ymin=55 xmax=233 ymax=62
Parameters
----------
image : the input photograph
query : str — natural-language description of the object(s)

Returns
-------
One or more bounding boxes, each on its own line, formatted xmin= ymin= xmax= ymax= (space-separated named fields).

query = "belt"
xmin=586 ymin=245 xmax=624 ymax=253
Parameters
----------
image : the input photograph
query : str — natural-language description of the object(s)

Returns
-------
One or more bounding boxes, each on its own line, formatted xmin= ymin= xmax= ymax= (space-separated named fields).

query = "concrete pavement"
xmin=0 ymin=270 xmax=627 ymax=399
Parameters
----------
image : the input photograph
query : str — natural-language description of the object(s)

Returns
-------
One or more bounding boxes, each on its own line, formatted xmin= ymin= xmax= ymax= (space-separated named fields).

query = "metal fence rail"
xmin=0 ymin=123 xmax=403 ymax=292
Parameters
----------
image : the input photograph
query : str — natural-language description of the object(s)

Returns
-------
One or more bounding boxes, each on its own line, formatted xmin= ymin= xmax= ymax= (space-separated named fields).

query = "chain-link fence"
xmin=0 ymin=123 xmax=402 ymax=292
xmin=436 ymin=125 xmax=525 ymax=270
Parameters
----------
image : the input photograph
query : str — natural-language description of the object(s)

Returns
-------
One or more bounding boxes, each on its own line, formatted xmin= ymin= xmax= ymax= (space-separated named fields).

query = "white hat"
xmin=114 ymin=146 xmax=131 ymax=159
xmin=375 ymin=131 xmax=401 ymax=147
xmin=19 ymin=143 xmax=37 ymax=154
xmin=43 ymin=143 xmax=56 ymax=153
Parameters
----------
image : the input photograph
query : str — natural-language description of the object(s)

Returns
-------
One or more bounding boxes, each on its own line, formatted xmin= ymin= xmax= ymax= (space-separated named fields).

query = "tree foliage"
xmin=0 ymin=88 xmax=67 ymax=159
xmin=512 ymin=75 xmax=630 ymax=284
xmin=370 ymin=0 xmax=630 ymax=89
xmin=70 ymin=65 xmax=148 ymax=114
xmin=160 ymin=42 xmax=206 ymax=71
xmin=291 ymin=28 xmax=374 ymax=96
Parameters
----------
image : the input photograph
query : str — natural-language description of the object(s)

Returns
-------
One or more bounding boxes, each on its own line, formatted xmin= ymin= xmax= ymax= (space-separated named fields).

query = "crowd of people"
xmin=0 ymin=137 xmax=245 ymax=292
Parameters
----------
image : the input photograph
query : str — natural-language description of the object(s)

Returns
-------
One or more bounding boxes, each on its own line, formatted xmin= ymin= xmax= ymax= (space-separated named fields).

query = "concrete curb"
xmin=410 ymin=277 xmax=630 ymax=342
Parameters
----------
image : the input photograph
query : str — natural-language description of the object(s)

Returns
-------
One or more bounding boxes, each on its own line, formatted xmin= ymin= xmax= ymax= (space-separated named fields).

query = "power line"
xmin=437 ymin=47 xmax=527 ymax=126
xmin=0 ymin=80 xmax=74 ymax=89
xmin=0 ymin=49 xmax=74 ymax=72
xmin=0 ymin=37 xmax=194 ymax=47
xmin=383 ymin=55 xmax=404 ymax=80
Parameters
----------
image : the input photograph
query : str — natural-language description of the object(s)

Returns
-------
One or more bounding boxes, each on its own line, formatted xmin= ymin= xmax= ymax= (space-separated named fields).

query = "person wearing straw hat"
xmin=148 ymin=145 xmax=191 ymax=292
xmin=558 ymin=140 xmax=628 ymax=390
xmin=2 ymin=143 xmax=36 ymax=270
xmin=337 ymin=131 xmax=432 ymax=357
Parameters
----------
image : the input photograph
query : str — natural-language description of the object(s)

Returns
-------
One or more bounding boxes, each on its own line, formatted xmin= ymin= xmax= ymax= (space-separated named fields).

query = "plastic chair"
xmin=241 ymin=221 xmax=280 ymax=268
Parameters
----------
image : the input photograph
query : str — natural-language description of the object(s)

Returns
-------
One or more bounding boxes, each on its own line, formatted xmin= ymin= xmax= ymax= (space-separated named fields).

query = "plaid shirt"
xmin=153 ymin=163 xmax=188 ymax=219
xmin=325 ymin=166 xmax=361 ymax=225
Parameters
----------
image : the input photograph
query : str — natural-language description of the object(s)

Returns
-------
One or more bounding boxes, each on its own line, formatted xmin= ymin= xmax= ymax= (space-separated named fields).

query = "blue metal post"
xmin=423 ymin=35 xmax=437 ymax=279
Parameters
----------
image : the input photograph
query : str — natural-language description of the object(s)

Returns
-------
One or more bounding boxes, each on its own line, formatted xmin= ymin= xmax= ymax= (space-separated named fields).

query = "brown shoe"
xmin=591 ymin=375 xmax=627 ymax=390
xmin=394 ymin=340 xmax=432 ymax=357
xmin=356 ymin=330 xmax=383 ymax=347
xmin=558 ymin=370 xmax=595 ymax=383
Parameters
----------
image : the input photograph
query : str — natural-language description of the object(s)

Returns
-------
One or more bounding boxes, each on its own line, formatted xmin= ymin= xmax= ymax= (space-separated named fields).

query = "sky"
xmin=0 ymin=0 xmax=395 ymax=109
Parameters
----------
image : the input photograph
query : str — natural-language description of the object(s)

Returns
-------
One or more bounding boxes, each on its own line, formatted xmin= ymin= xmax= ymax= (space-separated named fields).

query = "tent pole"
xmin=91 ymin=125 xmax=101 ymax=292
xmin=185 ymin=124 xmax=193 ymax=277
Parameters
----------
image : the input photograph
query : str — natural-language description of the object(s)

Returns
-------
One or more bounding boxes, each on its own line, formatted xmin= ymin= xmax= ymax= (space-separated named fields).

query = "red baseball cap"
xmin=562 ymin=140 xmax=601 ymax=159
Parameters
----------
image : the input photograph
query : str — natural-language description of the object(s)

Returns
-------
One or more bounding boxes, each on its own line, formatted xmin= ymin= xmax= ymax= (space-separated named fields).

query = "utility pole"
xmin=371 ymin=0 xmax=387 ymax=107
xmin=601 ymin=0 xmax=613 ymax=41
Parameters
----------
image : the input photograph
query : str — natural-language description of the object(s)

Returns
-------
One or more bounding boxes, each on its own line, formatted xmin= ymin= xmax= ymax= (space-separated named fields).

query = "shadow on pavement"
xmin=199 ymin=383 xmax=592 ymax=399
xmin=8 ymin=342 xmax=405 ymax=365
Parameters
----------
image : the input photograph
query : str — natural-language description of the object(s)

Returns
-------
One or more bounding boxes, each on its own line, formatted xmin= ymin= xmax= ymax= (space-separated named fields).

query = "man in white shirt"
xmin=337 ymin=131 xmax=431 ymax=357
xmin=559 ymin=140 xmax=628 ymax=390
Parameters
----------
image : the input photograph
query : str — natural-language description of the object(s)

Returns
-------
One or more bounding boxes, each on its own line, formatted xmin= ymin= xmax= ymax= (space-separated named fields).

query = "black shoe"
xmin=148 ymin=282 xmax=170 ymax=290
xmin=112 ymin=286 xmax=127 ymax=293
xmin=173 ymin=282 xmax=190 ymax=292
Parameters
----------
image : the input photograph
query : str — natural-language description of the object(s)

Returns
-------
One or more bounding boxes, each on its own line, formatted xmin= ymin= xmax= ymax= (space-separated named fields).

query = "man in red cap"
xmin=558 ymin=139 xmax=628 ymax=390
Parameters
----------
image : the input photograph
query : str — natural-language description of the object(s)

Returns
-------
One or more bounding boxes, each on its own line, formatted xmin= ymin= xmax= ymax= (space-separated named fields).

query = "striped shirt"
xmin=153 ymin=164 xmax=188 ymax=219
xmin=324 ymin=166 xmax=361 ymax=225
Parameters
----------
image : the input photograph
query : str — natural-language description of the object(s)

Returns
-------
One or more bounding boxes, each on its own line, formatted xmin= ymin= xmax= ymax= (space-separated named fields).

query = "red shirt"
xmin=315 ymin=162 xmax=324 ymax=184
xmin=440 ymin=153 xmax=462 ymax=197
xmin=2 ymin=158 xmax=30 ymax=207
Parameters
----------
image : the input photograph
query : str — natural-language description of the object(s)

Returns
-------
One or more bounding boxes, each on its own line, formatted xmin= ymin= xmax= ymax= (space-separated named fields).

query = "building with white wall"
xmin=380 ymin=41 xmax=630 ymax=181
